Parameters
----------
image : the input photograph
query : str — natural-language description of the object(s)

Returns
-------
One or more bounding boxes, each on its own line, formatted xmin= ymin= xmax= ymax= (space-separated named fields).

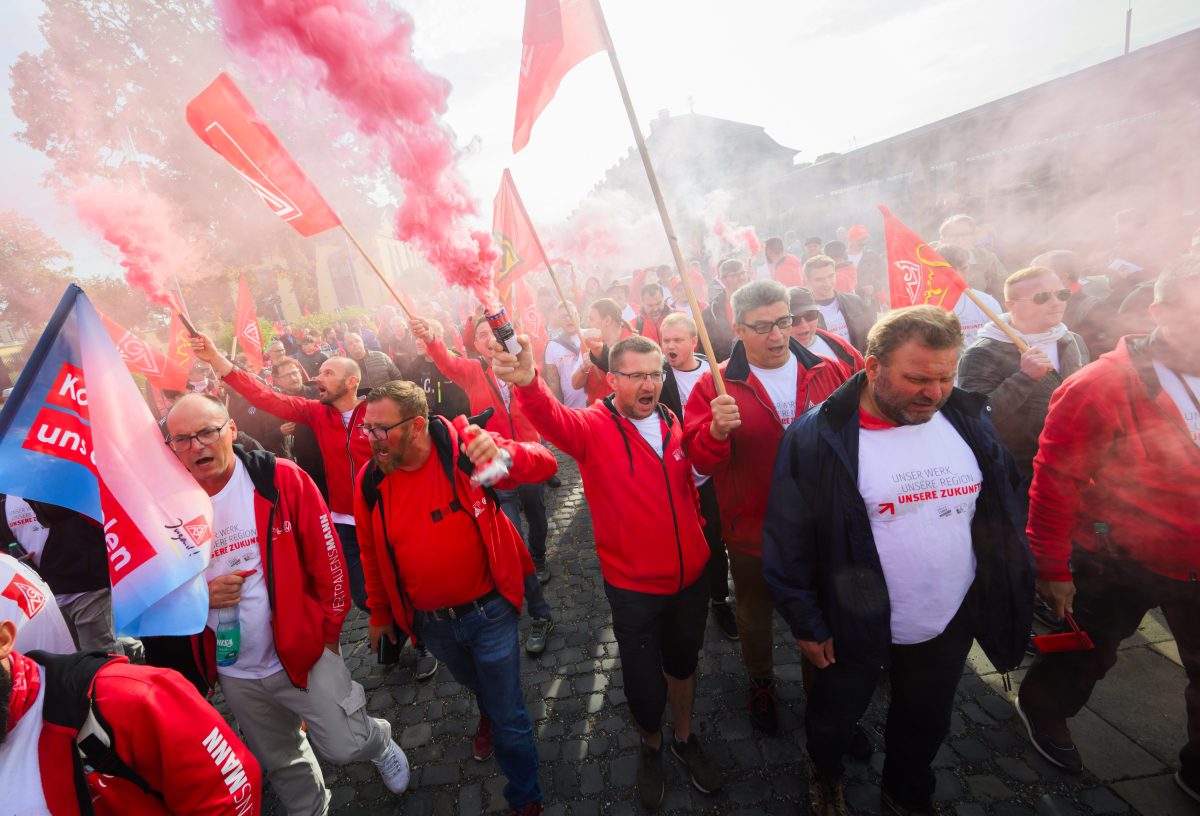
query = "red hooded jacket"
xmin=515 ymin=376 xmax=709 ymax=595
xmin=221 ymin=368 xmax=370 ymax=517
xmin=772 ymin=254 xmax=805 ymax=288
xmin=683 ymin=338 xmax=853 ymax=556
xmin=425 ymin=337 xmax=540 ymax=442
xmin=635 ymin=308 xmax=680 ymax=347
xmin=29 ymin=652 xmax=260 ymax=815
xmin=354 ymin=417 xmax=557 ymax=637
xmin=189 ymin=448 xmax=349 ymax=691
xmin=1028 ymin=335 xmax=1200 ymax=582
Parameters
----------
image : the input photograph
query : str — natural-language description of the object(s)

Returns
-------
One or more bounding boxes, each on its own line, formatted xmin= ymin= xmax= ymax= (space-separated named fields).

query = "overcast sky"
xmin=1 ymin=0 xmax=1198 ymax=279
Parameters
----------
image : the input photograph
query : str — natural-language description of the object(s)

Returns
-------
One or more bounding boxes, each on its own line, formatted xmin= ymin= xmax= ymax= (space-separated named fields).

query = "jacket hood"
xmin=977 ymin=315 xmax=1069 ymax=347
xmin=601 ymin=394 xmax=675 ymax=475
xmin=233 ymin=445 xmax=278 ymax=504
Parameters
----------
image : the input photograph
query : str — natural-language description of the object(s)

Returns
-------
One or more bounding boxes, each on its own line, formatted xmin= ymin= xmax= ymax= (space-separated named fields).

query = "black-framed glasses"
xmin=612 ymin=370 xmax=665 ymax=384
xmin=794 ymin=311 xmax=821 ymax=323
xmin=1016 ymin=289 xmax=1071 ymax=305
xmin=357 ymin=415 xmax=418 ymax=441
xmin=739 ymin=315 xmax=795 ymax=334
xmin=165 ymin=419 xmax=231 ymax=452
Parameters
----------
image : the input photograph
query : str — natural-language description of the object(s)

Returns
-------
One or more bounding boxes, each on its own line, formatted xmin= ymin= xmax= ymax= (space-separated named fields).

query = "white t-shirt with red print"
xmin=857 ymin=409 xmax=980 ymax=645
xmin=749 ymin=354 xmax=799 ymax=426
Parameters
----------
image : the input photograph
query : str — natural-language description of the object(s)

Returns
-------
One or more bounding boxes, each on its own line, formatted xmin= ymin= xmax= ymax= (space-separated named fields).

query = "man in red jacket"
xmin=493 ymin=334 xmax=724 ymax=811
xmin=354 ymin=381 xmax=557 ymax=816
xmin=1017 ymin=257 xmax=1200 ymax=802
xmin=0 ymin=618 xmax=261 ymax=815
xmin=684 ymin=279 xmax=854 ymax=735
xmin=166 ymin=394 xmax=411 ymax=815
xmin=634 ymin=282 xmax=679 ymax=346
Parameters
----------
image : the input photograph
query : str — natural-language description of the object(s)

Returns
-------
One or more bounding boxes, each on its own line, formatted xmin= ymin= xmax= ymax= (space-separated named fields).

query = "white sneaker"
xmin=371 ymin=741 xmax=411 ymax=794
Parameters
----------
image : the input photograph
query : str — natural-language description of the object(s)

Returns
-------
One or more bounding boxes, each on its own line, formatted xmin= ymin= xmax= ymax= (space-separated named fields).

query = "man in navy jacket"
xmin=762 ymin=306 xmax=1034 ymax=816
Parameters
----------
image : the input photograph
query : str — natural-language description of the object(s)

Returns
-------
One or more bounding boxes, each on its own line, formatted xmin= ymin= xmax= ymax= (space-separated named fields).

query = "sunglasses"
xmin=1016 ymin=289 xmax=1071 ymax=305
xmin=793 ymin=311 xmax=820 ymax=323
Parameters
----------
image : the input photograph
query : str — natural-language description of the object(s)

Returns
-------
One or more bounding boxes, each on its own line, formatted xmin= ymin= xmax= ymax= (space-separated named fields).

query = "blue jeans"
xmin=497 ymin=486 xmax=553 ymax=622
xmin=334 ymin=523 xmax=368 ymax=613
xmin=414 ymin=598 xmax=541 ymax=808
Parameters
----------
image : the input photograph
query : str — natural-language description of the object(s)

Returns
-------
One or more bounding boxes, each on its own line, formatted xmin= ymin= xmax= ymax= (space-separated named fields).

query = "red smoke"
xmin=713 ymin=220 xmax=761 ymax=257
xmin=70 ymin=180 xmax=192 ymax=308
xmin=214 ymin=0 xmax=498 ymax=303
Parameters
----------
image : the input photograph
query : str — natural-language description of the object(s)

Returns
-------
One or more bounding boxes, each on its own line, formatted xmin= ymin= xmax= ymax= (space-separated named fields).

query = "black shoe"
xmin=748 ymin=679 xmax=778 ymax=734
xmin=881 ymin=787 xmax=937 ymax=815
xmin=846 ymin=722 xmax=873 ymax=761
xmin=637 ymin=740 xmax=665 ymax=810
xmin=1014 ymin=695 xmax=1083 ymax=773
xmin=1176 ymin=769 xmax=1200 ymax=804
xmin=546 ymin=474 xmax=561 ymax=489
xmin=414 ymin=644 xmax=439 ymax=682
xmin=710 ymin=601 xmax=739 ymax=640
xmin=525 ymin=617 xmax=554 ymax=655
xmin=533 ymin=557 xmax=550 ymax=585
xmin=670 ymin=734 xmax=724 ymax=794
xmin=808 ymin=765 xmax=848 ymax=816
xmin=1024 ymin=629 xmax=1039 ymax=657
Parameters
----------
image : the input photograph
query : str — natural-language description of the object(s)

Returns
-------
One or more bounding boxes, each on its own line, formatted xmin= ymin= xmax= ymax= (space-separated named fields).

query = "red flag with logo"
xmin=879 ymin=205 xmax=968 ymax=310
xmin=508 ymin=278 xmax=549 ymax=365
xmin=234 ymin=275 xmax=264 ymax=371
xmin=513 ymin=0 xmax=607 ymax=152
xmin=493 ymin=169 xmax=546 ymax=301
xmin=98 ymin=313 xmax=189 ymax=392
xmin=165 ymin=294 xmax=199 ymax=374
xmin=186 ymin=73 xmax=341 ymax=237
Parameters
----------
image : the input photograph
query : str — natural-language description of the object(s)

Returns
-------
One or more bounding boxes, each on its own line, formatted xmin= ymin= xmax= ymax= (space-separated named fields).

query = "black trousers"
xmin=806 ymin=594 xmax=975 ymax=809
xmin=697 ymin=479 xmax=730 ymax=604
xmin=1020 ymin=547 xmax=1200 ymax=776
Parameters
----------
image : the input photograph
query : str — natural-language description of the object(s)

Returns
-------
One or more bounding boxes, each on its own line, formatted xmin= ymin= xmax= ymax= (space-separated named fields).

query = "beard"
xmin=872 ymin=376 xmax=947 ymax=426
xmin=0 ymin=664 xmax=12 ymax=746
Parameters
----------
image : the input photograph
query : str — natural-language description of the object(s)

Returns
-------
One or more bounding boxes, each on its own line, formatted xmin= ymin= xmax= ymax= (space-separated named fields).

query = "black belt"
xmin=418 ymin=588 xmax=502 ymax=622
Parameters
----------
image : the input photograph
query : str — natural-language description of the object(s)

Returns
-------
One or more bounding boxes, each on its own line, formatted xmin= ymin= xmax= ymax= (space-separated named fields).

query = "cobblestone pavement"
xmin=229 ymin=449 xmax=1194 ymax=815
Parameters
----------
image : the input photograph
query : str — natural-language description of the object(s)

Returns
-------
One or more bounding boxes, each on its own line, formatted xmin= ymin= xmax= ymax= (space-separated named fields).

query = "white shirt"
xmin=0 ymin=666 xmax=49 ymax=815
xmin=857 ymin=412 xmax=980 ymax=644
xmin=1154 ymin=359 xmax=1200 ymax=447
xmin=670 ymin=361 xmax=710 ymax=486
xmin=621 ymin=304 xmax=638 ymax=324
xmin=545 ymin=336 xmax=588 ymax=409
xmin=627 ymin=414 xmax=664 ymax=458
xmin=0 ymin=554 xmax=74 ymax=654
xmin=5 ymin=497 xmax=49 ymax=565
xmin=1035 ymin=338 xmax=1061 ymax=373
xmin=804 ymin=334 xmax=839 ymax=362
xmin=749 ymin=354 xmax=799 ymax=426
xmin=954 ymin=290 xmax=1002 ymax=347
xmin=332 ymin=411 xmax=357 ymax=527
xmin=204 ymin=459 xmax=283 ymax=680
xmin=817 ymin=299 xmax=850 ymax=342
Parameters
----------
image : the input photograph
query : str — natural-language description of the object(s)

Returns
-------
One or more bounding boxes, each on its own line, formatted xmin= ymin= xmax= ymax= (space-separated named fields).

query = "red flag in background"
xmin=509 ymin=277 xmax=549 ymax=364
xmin=186 ymin=73 xmax=342 ymax=237
xmin=164 ymin=294 xmax=199 ymax=374
xmin=879 ymin=205 xmax=968 ymax=310
xmin=234 ymin=275 xmax=264 ymax=371
xmin=493 ymin=169 xmax=545 ymax=301
xmin=513 ymin=0 xmax=607 ymax=152
xmin=98 ymin=313 xmax=189 ymax=392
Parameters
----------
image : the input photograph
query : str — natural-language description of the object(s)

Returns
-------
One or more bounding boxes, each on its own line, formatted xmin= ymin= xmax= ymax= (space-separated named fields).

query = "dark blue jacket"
xmin=762 ymin=372 xmax=1035 ymax=673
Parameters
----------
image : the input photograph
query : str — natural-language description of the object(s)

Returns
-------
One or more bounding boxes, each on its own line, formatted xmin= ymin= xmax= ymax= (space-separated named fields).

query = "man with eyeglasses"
xmin=700 ymin=259 xmax=748 ymax=363
xmin=684 ymin=279 xmax=854 ymax=736
xmin=354 ymin=381 xmax=557 ymax=816
xmin=788 ymin=287 xmax=864 ymax=375
xmin=164 ymin=393 xmax=412 ymax=813
xmin=492 ymin=334 xmax=723 ymax=809
xmin=1017 ymin=257 xmax=1200 ymax=802
xmin=959 ymin=266 xmax=1088 ymax=501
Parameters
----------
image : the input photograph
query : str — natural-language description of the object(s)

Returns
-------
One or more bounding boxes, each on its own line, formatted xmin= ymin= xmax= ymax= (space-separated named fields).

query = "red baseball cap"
xmin=847 ymin=224 xmax=869 ymax=241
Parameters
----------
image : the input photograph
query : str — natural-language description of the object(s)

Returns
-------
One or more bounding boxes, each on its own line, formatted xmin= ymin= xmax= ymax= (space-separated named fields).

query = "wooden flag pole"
xmin=503 ymin=169 xmax=576 ymax=319
xmin=592 ymin=0 xmax=726 ymax=395
xmin=339 ymin=224 xmax=416 ymax=322
xmin=963 ymin=288 xmax=1028 ymax=352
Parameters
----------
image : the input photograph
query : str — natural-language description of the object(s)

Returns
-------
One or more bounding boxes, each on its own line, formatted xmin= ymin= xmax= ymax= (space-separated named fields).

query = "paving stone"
xmin=1079 ymin=785 xmax=1133 ymax=814
xmin=965 ymin=774 xmax=1015 ymax=802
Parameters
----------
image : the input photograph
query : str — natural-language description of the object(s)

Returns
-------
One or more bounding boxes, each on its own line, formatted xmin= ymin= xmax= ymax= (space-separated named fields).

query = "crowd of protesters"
xmin=1 ymin=208 xmax=1198 ymax=816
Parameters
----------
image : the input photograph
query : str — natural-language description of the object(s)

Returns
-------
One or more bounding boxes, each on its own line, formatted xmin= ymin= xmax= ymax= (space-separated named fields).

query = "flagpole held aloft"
xmin=503 ymin=169 xmax=575 ymax=319
xmin=339 ymin=225 xmax=416 ymax=322
xmin=590 ymin=0 xmax=726 ymax=395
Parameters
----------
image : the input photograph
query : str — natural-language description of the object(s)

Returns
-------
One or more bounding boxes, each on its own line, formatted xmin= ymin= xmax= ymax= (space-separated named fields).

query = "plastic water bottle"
xmin=215 ymin=605 xmax=240 ymax=667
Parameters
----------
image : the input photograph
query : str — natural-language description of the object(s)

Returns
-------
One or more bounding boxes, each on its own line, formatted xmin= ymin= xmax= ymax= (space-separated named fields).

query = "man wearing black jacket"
xmin=700 ymin=259 xmax=748 ymax=363
xmin=763 ymin=306 xmax=1034 ymax=816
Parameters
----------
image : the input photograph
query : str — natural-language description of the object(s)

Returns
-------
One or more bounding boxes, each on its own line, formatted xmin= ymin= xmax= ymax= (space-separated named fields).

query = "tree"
xmin=0 ymin=211 xmax=73 ymax=329
xmin=9 ymin=1 xmax=397 ymax=324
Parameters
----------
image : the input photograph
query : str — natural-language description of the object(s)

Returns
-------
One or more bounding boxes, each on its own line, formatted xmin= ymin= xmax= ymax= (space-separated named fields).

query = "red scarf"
xmin=7 ymin=651 xmax=42 ymax=732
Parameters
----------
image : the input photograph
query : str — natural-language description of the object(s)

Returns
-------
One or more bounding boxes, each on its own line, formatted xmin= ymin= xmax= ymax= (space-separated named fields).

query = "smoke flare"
xmin=214 ymin=0 xmax=498 ymax=303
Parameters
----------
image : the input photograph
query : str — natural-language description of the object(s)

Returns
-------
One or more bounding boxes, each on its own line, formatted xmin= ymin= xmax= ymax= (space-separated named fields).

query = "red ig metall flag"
xmin=493 ymin=169 xmax=545 ymax=301
xmin=186 ymin=72 xmax=341 ymax=237
xmin=98 ymin=313 xmax=189 ymax=392
xmin=234 ymin=275 xmax=264 ymax=372
xmin=512 ymin=0 xmax=607 ymax=152
xmin=879 ymin=205 xmax=968 ymax=311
